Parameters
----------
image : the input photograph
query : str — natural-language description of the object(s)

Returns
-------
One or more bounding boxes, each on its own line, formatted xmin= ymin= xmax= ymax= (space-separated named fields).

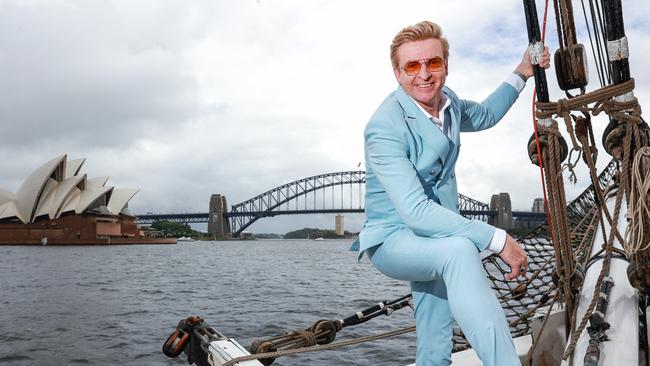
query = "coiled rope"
xmin=625 ymin=146 xmax=650 ymax=259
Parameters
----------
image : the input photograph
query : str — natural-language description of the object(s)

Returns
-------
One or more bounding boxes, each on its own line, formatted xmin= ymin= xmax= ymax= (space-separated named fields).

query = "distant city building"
xmin=532 ymin=198 xmax=545 ymax=213
xmin=335 ymin=214 xmax=344 ymax=236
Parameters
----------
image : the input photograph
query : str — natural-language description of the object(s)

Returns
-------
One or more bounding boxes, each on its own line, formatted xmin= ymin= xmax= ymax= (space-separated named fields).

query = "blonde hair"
xmin=389 ymin=21 xmax=449 ymax=68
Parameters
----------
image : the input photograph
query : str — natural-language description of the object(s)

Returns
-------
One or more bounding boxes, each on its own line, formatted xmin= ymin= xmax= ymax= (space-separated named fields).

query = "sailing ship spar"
xmin=161 ymin=1 xmax=650 ymax=365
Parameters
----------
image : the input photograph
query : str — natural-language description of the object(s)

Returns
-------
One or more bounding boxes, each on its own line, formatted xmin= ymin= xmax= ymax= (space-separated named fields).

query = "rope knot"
xmin=556 ymin=98 xmax=571 ymax=117
xmin=292 ymin=330 xmax=318 ymax=347
xmin=537 ymin=123 xmax=561 ymax=138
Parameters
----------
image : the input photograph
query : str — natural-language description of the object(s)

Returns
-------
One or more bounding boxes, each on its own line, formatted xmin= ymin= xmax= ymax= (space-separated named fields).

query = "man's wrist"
xmin=505 ymin=73 xmax=526 ymax=93
xmin=488 ymin=228 xmax=507 ymax=253
xmin=513 ymin=70 xmax=528 ymax=82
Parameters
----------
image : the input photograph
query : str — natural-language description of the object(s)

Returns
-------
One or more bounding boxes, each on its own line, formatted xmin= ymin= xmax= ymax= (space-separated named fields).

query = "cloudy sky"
xmin=1 ymin=0 xmax=649 ymax=234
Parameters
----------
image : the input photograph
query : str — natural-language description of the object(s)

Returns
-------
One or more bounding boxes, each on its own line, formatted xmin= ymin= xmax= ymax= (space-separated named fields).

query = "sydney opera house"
xmin=0 ymin=155 xmax=175 ymax=245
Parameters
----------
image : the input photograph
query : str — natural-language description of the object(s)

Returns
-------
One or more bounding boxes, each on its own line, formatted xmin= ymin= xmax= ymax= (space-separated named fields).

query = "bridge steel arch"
xmin=228 ymin=170 xmax=492 ymax=237
xmin=458 ymin=193 xmax=490 ymax=221
xmin=229 ymin=171 xmax=366 ymax=237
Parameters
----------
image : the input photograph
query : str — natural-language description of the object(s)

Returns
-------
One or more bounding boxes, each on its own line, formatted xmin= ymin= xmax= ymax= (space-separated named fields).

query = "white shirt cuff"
xmin=505 ymin=73 xmax=526 ymax=93
xmin=488 ymin=228 xmax=507 ymax=253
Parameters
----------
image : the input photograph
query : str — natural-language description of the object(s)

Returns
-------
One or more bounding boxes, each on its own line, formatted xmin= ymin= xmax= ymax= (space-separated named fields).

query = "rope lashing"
xmin=222 ymin=326 xmax=416 ymax=366
xmin=535 ymin=79 xmax=637 ymax=120
xmin=248 ymin=318 xmax=343 ymax=366
xmin=245 ymin=295 xmax=413 ymax=366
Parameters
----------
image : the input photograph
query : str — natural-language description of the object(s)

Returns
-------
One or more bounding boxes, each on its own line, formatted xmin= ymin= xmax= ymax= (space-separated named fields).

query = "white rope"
xmin=625 ymin=146 xmax=650 ymax=257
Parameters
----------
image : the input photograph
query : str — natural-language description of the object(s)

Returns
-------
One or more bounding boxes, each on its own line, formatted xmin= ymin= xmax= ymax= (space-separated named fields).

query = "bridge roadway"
xmin=135 ymin=210 xmax=547 ymax=225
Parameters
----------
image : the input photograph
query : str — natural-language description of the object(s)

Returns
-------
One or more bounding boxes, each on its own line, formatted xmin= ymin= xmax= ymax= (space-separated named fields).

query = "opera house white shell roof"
xmin=0 ymin=155 xmax=139 ymax=224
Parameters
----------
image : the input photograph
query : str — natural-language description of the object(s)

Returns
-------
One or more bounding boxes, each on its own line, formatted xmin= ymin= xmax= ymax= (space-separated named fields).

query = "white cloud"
xmin=0 ymin=0 xmax=648 ymax=234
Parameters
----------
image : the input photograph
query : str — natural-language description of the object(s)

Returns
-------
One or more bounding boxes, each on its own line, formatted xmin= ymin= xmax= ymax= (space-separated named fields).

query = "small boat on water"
xmin=177 ymin=236 xmax=196 ymax=242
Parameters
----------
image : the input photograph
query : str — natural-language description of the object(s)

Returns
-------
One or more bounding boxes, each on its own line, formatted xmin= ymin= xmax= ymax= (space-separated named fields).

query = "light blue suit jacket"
xmin=353 ymin=82 xmax=519 ymax=257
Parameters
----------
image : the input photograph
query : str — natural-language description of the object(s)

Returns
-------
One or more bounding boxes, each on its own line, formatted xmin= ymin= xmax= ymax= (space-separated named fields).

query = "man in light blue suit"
xmin=355 ymin=21 xmax=550 ymax=365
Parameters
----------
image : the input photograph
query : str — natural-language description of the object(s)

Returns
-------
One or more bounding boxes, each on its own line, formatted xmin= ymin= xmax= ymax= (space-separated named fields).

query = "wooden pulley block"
xmin=249 ymin=339 xmax=276 ymax=366
xmin=571 ymin=263 xmax=585 ymax=292
xmin=639 ymin=119 xmax=650 ymax=151
xmin=527 ymin=132 xmax=569 ymax=166
xmin=551 ymin=263 xmax=584 ymax=295
xmin=554 ymin=43 xmax=589 ymax=91
xmin=603 ymin=119 xmax=626 ymax=160
xmin=602 ymin=118 xmax=650 ymax=160
xmin=627 ymin=260 xmax=650 ymax=293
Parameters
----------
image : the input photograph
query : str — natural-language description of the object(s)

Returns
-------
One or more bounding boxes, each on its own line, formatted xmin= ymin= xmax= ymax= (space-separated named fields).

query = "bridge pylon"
xmin=489 ymin=192 xmax=513 ymax=230
xmin=208 ymin=194 xmax=231 ymax=239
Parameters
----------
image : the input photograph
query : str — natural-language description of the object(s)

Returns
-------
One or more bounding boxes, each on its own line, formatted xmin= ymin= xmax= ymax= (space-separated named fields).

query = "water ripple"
xmin=0 ymin=240 xmax=415 ymax=365
xmin=0 ymin=355 xmax=33 ymax=363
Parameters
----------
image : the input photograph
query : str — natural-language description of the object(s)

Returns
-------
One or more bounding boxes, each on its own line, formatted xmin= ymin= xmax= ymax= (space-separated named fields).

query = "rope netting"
xmin=450 ymin=160 xmax=617 ymax=352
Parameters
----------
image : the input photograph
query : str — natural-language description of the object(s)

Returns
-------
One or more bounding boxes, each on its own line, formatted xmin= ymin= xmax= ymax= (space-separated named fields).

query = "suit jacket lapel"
xmin=448 ymin=104 xmax=459 ymax=144
xmin=439 ymin=95 xmax=460 ymax=184
xmin=394 ymin=86 xmax=449 ymax=162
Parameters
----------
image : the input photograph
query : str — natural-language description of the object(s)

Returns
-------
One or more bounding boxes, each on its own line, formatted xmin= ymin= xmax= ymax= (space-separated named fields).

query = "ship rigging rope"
xmin=528 ymin=0 xmax=648 ymax=359
xmin=579 ymin=0 xmax=611 ymax=87
xmin=220 ymin=326 xmax=416 ymax=366
xmin=535 ymin=79 xmax=639 ymax=256
xmin=561 ymin=121 xmax=634 ymax=360
xmin=531 ymin=60 xmax=645 ymax=362
xmin=539 ymin=122 xmax=576 ymax=321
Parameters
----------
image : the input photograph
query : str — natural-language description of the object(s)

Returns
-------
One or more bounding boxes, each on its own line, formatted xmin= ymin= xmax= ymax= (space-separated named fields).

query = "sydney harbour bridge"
xmin=136 ymin=170 xmax=549 ymax=238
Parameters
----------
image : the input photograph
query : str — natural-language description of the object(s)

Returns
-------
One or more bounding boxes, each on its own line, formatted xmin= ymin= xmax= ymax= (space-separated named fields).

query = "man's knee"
xmin=447 ymin=236 xmax=479 ymax=255
xmin=441 ymin=236 xmax=482 ymax=270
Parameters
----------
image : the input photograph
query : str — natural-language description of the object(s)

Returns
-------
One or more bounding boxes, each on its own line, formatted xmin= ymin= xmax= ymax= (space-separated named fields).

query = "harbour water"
xmin=0 ymin=240 xmax=416 ymax=366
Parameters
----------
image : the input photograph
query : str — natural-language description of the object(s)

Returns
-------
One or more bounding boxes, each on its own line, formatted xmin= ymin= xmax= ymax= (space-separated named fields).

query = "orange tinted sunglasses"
xmin=400 ymin=57 xmax=445 ymax=75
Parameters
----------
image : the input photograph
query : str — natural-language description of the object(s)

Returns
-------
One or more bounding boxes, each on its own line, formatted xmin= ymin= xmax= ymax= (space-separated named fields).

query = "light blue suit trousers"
xmin=367 ymin=229 xmax=520 ymax=366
